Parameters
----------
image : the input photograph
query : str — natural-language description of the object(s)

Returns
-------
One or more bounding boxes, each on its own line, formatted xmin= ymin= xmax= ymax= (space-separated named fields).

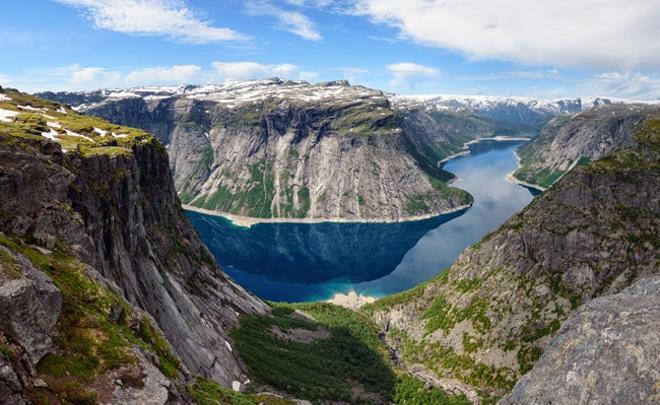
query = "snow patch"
xmin=47 ymin=121 xmax=62 ymax=129
xmin=41 ymin=128 xmax=60 ymax=141
xmin=93 ymin=127 xmax=108 ymax=136
xmin=224 ymin=340 xmax=232 ymax=352
xmin=57 ymin=106 xmax=68 ymax=114
xmin=231 ymin=381 xmax=241 ymax=392
xmin=0 ymin=94 xmax=11 ymax=102
xmin=65 ymin=129 xmax=95 ymax=143
xmin=0 ymin=108 xmax=19 ymax=122
xmin=18 ymin=105 xmax=47 ymax=113
xmin=112 ymin=132 xmax=128 ymax=138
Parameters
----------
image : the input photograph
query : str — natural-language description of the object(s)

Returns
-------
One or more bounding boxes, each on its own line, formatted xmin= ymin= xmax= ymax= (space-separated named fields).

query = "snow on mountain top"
xmin=83 ymin=78 xmax=382 ymax=109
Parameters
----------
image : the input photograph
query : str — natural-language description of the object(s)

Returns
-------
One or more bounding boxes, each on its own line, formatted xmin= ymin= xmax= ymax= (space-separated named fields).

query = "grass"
xmin=0 ymin=88 xmax=154 ymax=157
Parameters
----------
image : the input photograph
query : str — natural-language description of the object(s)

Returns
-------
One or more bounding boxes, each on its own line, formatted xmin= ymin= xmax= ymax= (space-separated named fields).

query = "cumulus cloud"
xmin=352 ymin=0 xmax=660 ymax=69
xmin=245 ymin=0 xmax=321 ymax=41
xmin=55 ymin=0 xmax=246 ymax=43
xmin=387 ymin=63 xmax=438 ymax=89
xmin=3 ymin=61 xmax=313 ymax=92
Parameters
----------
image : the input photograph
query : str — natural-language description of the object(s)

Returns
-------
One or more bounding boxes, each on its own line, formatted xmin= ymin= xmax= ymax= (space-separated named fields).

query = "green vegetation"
xmin=201 ymin=146 xmax=214 ymax=171
xmin=331 ymin=103 xmax=397 ymax=137
xmin=0 ymin=89 xmax=154 ymax=157
xmin=0 ymin=233 xmax=183 ymax=403
xmin=405 ymin=194 xmax=430 ymax=215
xmin=192 ymin=160 xmax=276 ymax=217
xmin=187 ymin=377 xmax=295 ymax=405
xmin=232 ymin=302 xmax=470 ymax=404
xmin=394 ymin=374 xmax=470 ymax=405
xmin=0 ymin=246 xmax=22 ymax=278
xmin=514 ymin=165 xmax=564 ymax=189
xmin=231 ymin=304 xmax=395 ymax=402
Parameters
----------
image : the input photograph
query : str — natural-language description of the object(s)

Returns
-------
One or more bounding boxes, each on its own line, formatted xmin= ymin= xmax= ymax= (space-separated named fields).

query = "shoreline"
xmin=182 ymin=203 xmax=472 ymax=228
xmin=504 ymin=149 xmax=547 ymax=192
xmin=439 ymin=136 xmax=532 ymax=165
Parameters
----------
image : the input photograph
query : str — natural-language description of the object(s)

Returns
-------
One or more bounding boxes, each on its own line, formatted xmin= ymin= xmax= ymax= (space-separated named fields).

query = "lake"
xmin=186 ymin=140 xmax=538 ymax=302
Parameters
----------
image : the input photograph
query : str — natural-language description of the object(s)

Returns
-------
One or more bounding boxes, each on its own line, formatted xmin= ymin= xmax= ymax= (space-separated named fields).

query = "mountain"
xmin=512 ymin=103 xmax=660 ymax=189
xmin=0 ymin=87 xmax=271 ymax=403
xmin=361 ymin=115 xmax=659 ymax=401
xmin=36 ymin=79 xmax=540 ymax=222
xmin=390 ymin=94 xmax=659 ymax=128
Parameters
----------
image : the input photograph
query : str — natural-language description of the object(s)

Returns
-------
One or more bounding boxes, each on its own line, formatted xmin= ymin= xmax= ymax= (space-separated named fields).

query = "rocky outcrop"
xmin=0 ymin=249 xmax=61 ymax=366
xmin=0 ymin=88 xmax=268 ymax=398
xmin=513 ymin=104 xmax=660 ymax=188
xmin=503 ymin=275 xmax=660 ymax=405
xmin=363 ymin=116 xmax=659 ymax=399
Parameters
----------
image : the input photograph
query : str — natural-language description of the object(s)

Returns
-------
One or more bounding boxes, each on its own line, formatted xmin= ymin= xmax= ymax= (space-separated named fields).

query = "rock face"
xmin=0 ymin=250 xmax=62 ymax=366
xmin=0 ymin=88 xmax=268 ymax=394
xmin=37 ymin=79 xmax=548 ymax=221
xmin=513 ymin=104 xmax=660 ymax=188
xmin=503 ymin=275 xmax=660 ymax=405
xmin=364 ymin=116 xmax=659 ymax=399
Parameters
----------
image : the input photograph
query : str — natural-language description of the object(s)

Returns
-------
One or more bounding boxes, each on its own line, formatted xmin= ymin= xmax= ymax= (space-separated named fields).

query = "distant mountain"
xmin=391 ymin=93 xmax=658 ymax=128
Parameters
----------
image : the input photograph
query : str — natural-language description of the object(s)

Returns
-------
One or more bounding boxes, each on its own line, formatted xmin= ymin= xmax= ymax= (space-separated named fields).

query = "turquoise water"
xmin=187 ymin=141 xmax=538 ymax=302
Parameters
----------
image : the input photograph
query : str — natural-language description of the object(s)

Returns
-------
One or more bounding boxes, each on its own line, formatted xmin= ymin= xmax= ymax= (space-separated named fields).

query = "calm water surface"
xmin=187 ymin=141 xmax=538 ymax=302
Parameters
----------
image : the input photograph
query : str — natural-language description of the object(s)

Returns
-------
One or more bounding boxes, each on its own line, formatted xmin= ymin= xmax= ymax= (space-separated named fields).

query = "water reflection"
xmin=187 ymin=140 xmax=536 ymax=302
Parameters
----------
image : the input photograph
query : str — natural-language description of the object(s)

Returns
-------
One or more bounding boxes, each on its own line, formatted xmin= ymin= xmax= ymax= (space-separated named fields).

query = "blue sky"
xmin=1 ymin=0 xmax=658 ymax=99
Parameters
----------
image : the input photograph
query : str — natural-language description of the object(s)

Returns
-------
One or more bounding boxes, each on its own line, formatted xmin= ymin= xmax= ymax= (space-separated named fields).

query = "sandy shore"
xmin=504 ymin=149 xmax=548 ymax=192
xmin=182 ymin=203 xmax=472 ymax=228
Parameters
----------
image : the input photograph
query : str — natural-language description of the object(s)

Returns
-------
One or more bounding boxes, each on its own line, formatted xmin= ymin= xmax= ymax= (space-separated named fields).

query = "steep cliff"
xmin=362 ymin=117 xmax=659 ymax=400
xmin=39 ymin=79 xmax=533 ymax=221
xmin=0 ymin=88 xmax=269 ymax=402
xmin=513 ymin=104 xmax=660 ymax=188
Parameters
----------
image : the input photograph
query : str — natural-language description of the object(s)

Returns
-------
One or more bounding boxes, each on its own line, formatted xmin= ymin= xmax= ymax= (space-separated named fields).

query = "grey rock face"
xmin=514 ymin=104 xmax=660 ymax=188
xmin=502 ymin=276 xmax=660 ymax=405
xmin=38 ymin=79 xmax=483 ymax=220
xmin=0 ymin=249 xmax=62 ymax=366
xmin=0 ymin=132 xmax=268 ymax=387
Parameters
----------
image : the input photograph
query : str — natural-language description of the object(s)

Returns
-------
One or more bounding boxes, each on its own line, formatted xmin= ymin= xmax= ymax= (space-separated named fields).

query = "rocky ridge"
xmin=513 ymin=103 xmax=660 ymax=188
xmin=0 ymin=88 xmax=270 ymax=402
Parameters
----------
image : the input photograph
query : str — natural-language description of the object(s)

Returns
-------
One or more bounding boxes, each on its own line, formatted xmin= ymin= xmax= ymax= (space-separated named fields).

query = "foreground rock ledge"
xmin=502 ymin=276 xmax=660 ymax=405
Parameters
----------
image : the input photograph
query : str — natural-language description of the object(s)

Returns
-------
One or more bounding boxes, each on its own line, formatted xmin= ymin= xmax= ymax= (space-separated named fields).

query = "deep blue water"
xmin=187 ymin=141 xmax=538 ymax=302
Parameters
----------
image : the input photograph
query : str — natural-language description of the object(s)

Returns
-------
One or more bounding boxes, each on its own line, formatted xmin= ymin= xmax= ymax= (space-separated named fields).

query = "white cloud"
xmin=352 ymin=0 xmax=660 ymax=69
xmin=4 ymin=61 xmax=311 ymax=92
xmin=588 ymin=71 xmax=660 ymax=99
xmin=211 ymin=61 xmax=298 ymax=81
xmin=246 ymin=1 xmax=321 ymax=41
xmin=387 ymin=63 xmax=438 ymax=89
xmin=55 ymin=0 xmax=246 ymax=43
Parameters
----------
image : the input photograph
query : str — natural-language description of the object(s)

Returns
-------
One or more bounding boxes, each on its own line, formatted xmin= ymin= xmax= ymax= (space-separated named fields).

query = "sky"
xmin=1 ymin=0 xmax=659 ymax=99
